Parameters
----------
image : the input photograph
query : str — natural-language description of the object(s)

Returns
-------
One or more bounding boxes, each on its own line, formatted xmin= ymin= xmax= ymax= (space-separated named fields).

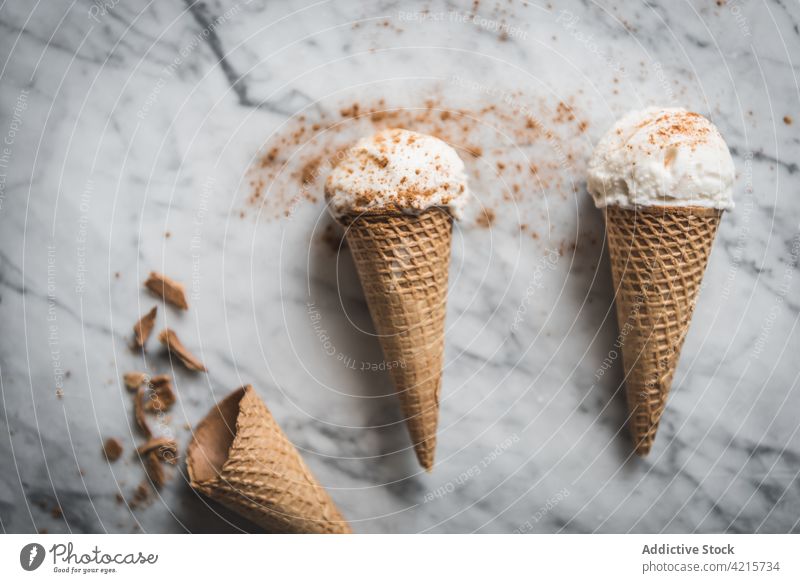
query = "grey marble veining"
xmin=1 ymin=0 xmax=799 ymax=534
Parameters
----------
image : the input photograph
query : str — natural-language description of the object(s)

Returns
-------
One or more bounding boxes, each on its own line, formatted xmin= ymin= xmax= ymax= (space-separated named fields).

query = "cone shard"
xmin=343 ymin=209 xmax=452 ymax=471
xmin=605 ymin=205 xmax=721 ymax=456
xmin=187 ymin=386 xmax=351 ymax=533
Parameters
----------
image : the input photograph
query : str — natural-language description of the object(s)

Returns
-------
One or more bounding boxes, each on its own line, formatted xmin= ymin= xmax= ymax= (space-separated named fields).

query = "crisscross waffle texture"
xmin=343 ymin=209 xmax=453 ymax=471
xmin=605 ymin=205 xmax=722 ymax=456
xmin=187 ymin=386 xmax=351 ymax=533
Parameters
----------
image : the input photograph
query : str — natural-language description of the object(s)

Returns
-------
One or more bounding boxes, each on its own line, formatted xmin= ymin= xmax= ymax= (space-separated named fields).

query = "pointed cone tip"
xmin=633 ymin=435 xmax=653 ymax=457
xmin=414 ymin=443 xmax=435 ymax=472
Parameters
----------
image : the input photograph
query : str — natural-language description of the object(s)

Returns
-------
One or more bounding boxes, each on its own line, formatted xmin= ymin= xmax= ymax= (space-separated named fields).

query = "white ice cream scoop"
xmin=325 ymin=128 xmax=469 ymax=220
xmin=587 ymin=107 xmax=735 ymax=210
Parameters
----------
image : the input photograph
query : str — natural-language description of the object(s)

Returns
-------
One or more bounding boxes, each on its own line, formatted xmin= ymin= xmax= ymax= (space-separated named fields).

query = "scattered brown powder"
xmin=298 ymin=156 xmax=323 ymax=186
xmin=477 ymin=207 xmax=496 ymax=228
xmin=554 ymin=101 xmax=576 ymax=123
xmin=784 ymin=115 xmax=793 ymax=125
xmin=466 ymin=144 xmax=483 ymax=157
xmin=643 ymin=110 xmax=712 ymax=151
xmin=340 ymin=103 xmax=360 ymax=118
xmin=243 ymin=93 xmax=589 ymax=231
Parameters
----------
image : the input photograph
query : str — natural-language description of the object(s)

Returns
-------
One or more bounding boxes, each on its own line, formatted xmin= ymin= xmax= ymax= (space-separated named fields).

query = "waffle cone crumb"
xmin=123 ymin=371 xmax=148 ymax=391
xmin=102 ymin=437 xmax=123 ymax=462
xmin=134 ymin=386 xmax=152 ymax=438
xmin=145 ymin=272 xmax=189 ymax=310
xmin=144 ymin=375 xmax=176 ymax=412
xmin=132 ymin=306 xmax=157 ymax=348
xmin=158 ymin=329 xmax=207 ymax=372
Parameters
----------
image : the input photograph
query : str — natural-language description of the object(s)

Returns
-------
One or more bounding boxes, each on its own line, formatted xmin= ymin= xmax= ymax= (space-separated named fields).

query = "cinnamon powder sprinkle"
xmin=477 ymin=207 xmax=496 ymax=228
xmin=244 ymin=93 xmax=589 ymax=230
xmin=642 ymin=110 xmax=711 ymax=150
xmin=144 ymin=272 xmax=189 ymax=310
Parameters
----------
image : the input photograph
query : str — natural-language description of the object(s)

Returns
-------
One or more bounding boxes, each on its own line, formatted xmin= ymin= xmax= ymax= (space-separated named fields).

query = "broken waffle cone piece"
xmin=342 ymin=208 xmax=452 ymax=471
xmin=137 ymin=436 xmax=178 ymax=462
xmin=123 ymin=371 xmax=148 ymax=391
xmin=605 ymin=205 xmax=722 ymax=456
xmin=158 ymin=328 xmax=207 ymax=372
xmin=134 ymin=385 xmax=152 ymax=438
xmin=144 ymin=375 xmax=176 ymax=412
xmin=133 ymin=306 xmax=157 ymax=348
xmin=187 ymin=385 xmax=351 ymax=534
xmin=145 ymin=451 xmax=167 ymax=489
xmin=145 ymin=272 xmax=188 ymax=310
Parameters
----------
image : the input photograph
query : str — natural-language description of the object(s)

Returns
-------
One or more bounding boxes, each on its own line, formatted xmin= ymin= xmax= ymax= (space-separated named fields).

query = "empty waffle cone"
xmin=342 ymin=209 xmax=452 ymax=471
xmin=605 ymin=205 xmax=722 ymax=456
xmin=187 ymin=385 xmax=351 ymax=533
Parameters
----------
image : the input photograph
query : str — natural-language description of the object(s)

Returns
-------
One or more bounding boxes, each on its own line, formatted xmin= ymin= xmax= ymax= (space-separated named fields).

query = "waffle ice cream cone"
xmin=605 ymin=205 xmax=722 ymax=455
xmin=343 ymin=209 xmax=452 ymax=471
xmin=187 ymin=385 xmax=351 ymax=533
xmin=588 ymin=108 xmax=734 ymax=455
xmin=326 ymin=128 xmax=469 ymax=471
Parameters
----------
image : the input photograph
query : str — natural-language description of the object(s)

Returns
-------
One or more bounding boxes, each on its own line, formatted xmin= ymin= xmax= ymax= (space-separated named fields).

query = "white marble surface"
xmin=1 ymin=0 xmax=799 ymax=534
